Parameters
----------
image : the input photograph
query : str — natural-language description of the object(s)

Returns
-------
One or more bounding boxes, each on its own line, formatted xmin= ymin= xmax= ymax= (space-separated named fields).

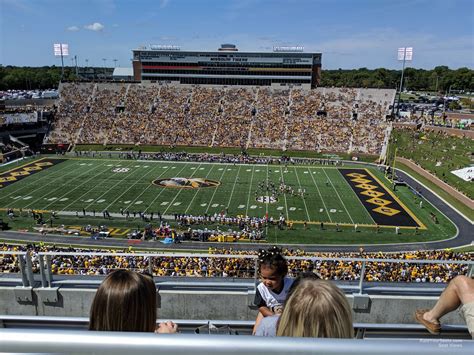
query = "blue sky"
xmin=1 ymin=0 xmax=473 ymax=69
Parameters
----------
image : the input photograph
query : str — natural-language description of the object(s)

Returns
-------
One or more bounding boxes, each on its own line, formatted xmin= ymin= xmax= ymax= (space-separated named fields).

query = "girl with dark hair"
xmin=253 ymin=246 xmax=293 ymax=334
xmin=89 ymin=270 xmax=177 ymax=333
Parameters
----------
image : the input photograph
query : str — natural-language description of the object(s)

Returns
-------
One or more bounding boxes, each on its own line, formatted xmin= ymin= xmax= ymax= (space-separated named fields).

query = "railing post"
xmin=468 ymin=264 xmax=474 ymax=278
xmin=45 ymin=255 xmax=53 ymax=287
xmin=18 ymin=255 xmax=29 ymax=287
xmin=38 ymin=255 xmax=47 ymax=288
xmin=25 ymin=252 xmax=35 ymax=287
xmin=147 ymin=256 xmax=153 ymax=276
xmin=358 ymin=261 xmax=366 ymax=294
xmin=254 ymin=258 xmax=259 ymax=286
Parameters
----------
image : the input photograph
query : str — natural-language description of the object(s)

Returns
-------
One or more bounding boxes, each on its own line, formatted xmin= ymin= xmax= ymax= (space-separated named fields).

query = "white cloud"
xmin=160 ymin=0 xmax=170 ymax=8
xmin=158 ymin=35 xmax=177 ymax=41
xmin=2 ymin=0 xmax=32 ymax=12
xmin=67 ymin=26 xmax=80 ymax=32
xmin=84 ymin=22 xmax=105 ymax=32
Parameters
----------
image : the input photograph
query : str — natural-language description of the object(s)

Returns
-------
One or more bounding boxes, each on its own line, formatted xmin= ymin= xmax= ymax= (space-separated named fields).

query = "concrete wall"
xmin=0 ymin=286 xmax=466 ymax=326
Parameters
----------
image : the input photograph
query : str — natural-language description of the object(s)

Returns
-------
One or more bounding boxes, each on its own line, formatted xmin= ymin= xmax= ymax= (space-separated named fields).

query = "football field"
xmin=0 ymin=157 xmax=424 ymax=229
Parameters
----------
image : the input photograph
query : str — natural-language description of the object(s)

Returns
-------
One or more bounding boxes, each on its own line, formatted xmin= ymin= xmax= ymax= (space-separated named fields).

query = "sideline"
xmin=396 ymin=157 xmax=474 ymax=212
xmin=395 ymin=168 xmax=473 ymax=225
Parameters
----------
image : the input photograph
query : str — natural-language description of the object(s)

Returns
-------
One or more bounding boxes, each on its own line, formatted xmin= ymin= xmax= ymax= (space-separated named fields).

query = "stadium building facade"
xmin=132 ymin=44 xmax=321 ymax=89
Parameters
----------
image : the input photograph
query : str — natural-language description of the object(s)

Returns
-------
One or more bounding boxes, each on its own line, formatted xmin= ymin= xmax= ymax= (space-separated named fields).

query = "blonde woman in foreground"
xmin=276 ymin=279 xmax=353 ymax=338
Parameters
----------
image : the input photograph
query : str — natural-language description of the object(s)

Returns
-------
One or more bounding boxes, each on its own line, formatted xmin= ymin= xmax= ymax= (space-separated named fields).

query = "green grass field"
xmin=0 ymin=156 xmax=457 ymax=244
xmin=389 ymin=129 xmax=474 ymax=200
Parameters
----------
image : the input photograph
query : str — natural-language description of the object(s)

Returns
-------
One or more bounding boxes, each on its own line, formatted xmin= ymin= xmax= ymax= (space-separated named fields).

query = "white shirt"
xmin=256 ymin=277 xmax=293 ymax=309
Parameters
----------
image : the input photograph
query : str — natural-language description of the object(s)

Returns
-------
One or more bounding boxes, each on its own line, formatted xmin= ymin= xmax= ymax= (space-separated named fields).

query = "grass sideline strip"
xmin=396 ymin=162 xmax=474 ymax=221
xmin=0 ymin=238 xmax=213 ymax=253
xmin=74 ymin=144 xmax=378 ymax=163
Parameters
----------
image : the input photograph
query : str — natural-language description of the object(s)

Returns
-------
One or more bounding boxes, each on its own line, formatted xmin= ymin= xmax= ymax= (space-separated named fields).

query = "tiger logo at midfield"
xmin=152 ymin=177 xmax=220 ymax=189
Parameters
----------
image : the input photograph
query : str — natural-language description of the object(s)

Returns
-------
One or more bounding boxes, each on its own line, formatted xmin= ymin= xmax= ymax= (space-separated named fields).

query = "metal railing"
xmin=0 ymin=329 xmax=472 ymax=354
xmin=0 ymin=315 xmax=470 ymax=339
xmin=0 ymin=251 xmax=34 ymax=287
xmin=1 ymin=251 xmax=473 ymax=292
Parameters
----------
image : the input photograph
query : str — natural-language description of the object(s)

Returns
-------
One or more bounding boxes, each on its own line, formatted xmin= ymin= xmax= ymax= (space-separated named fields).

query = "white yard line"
xmin=321 ymin=167 xmax=354 ymax=224
xmin=184 ymin=164 xmax=216 ymax=214
xmin=0 ymin=159 xmax=75 ymax=201
xmin=245 ymin=165 xmax=256 ymax=217
xmin=58 ymin=162 xmax=135 ymax=211
xmin=293 ymin=166 xmax=311 ymax=221
xmin=206 ymin=164 xmax=229 ymax=214
xmin=307 ymin=167 xmax=332 ymax=222
xmin=22 ymin=161 xmax=109 ymax=210
xmin=102 ymin=163 xmax=165 ymax=211
xmin=265 ymin=164 xmax=269 ymax=219
xmin=80 ymin=163 xmax=147 ymax=211
xmin=279 ymin=168 xmax=289 ymax=220
xmin=162 ymin=163 xmax=203 ymax=215
xmin=225 ymin=165 xmax=242 ymax=213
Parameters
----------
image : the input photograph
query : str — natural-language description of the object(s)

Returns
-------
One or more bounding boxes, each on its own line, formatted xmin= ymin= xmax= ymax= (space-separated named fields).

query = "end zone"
xmin=0 ymin=158 xmax=67 ymax=189
xmin=339 ymin=168 xmax=426 ymax=229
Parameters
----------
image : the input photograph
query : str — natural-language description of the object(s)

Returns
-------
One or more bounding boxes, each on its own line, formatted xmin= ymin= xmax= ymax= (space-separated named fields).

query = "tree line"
xmin=0 ymin=65 xmax=472 ymax=92
xmin=320 ymin=66 xmax=473 ymax=92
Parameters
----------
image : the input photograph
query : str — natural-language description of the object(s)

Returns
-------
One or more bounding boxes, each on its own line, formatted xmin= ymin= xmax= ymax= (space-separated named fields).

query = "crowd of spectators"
xmin=78 ymin=85 xmax=128 ymax=144
xmin=251 ymin=88 xmax=289 ymax=149
xmin=48 ymin=83 xmax=94 ymax=144
xmin=73 ymin=149 xmax=345 ymax=169
xmin=215 ymin=88 xmax=256 ymax=148
xmin=48 ymin=83 xmax=395 ymax=155
xmin=1 ymin=243 xmax=470 ymax=282
xmin=177 ymin=87 xmax=221 ymax=146
xmin=175 ymin=213 xmax=267 ymax=229
xmin=107 ymin=85 xmax=158 ymax=144
xmin=176 ymin=213 xmax=267 ymax=241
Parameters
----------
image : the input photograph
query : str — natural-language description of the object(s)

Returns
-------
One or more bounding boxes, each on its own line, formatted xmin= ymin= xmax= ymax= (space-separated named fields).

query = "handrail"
xmin=0 ymin=251 xmax=30 ymax=286
xmin=0 ymin=251 xmax=27 ymax=256
xmin=2 ymin=250 xmax=472 ymax=293
xmin=38 ymin=252 xmax=472 ymax=293
xmin=37 ymin=252 xmax=259 ymax=259
xmin=0 ymin=315 xmax=467 ymax=332
xmin=35 ymin=252 xmax=473 ymax=266
xmin=0 ymin=329 xmax=471 ymax=354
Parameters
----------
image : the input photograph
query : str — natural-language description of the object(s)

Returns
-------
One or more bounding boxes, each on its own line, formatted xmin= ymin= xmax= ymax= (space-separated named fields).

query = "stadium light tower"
xmin=85 ymin=59 xmax=89 ymax=68
xmin=102 ymin=58 xmax=107 ymax=74
xmin=53 ymin=43 xmax=69 ymax=80
xmin=113 ymin=59 xmax=118 ymax=67
xmin=74 ymin=55 xmax=78 ymax=77
xmin=396 ymin=47 xmax=413 ymax=116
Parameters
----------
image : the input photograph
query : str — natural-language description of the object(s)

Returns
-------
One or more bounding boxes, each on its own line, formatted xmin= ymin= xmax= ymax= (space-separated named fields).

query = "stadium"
xmin=1 ymin=42 xmax=473 ymax=354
